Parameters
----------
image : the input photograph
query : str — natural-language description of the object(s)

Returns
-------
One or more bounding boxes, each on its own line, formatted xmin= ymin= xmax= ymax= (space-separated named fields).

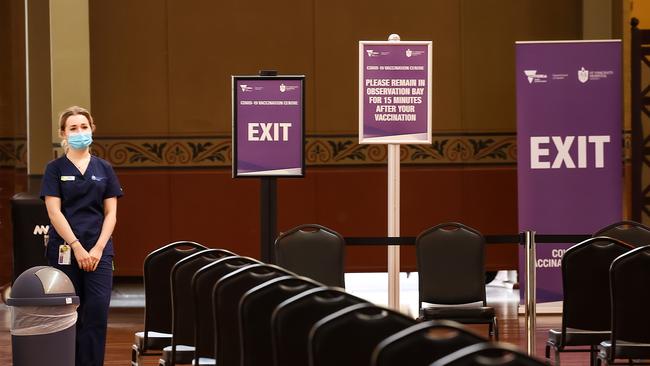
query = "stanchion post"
xmin=524 ymin=230 xmax=537 ymax=356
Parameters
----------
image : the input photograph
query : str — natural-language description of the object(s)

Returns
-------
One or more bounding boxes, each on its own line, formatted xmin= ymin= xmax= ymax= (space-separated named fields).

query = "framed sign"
xmin=232 ymin=75 xmax=305 ymax=177
xmin=359 ymin=41 xmax=432 ymax=144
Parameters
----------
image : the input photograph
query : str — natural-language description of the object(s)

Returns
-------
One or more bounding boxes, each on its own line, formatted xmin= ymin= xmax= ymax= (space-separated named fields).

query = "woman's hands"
xmin=88 ymin=246 xmax=103 ymax=271
xmin=72 ymin=243 xmax=101 ymax=271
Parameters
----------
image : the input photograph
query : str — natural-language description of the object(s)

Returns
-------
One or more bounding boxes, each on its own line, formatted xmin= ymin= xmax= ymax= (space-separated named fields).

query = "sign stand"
xmin=260 ymin=176 xmax=277 ymax=263
xmin=258 ymin=69 xmax=278 ymax=263
xmin=387 ymin=33 xmax=402 ymax=310
xmin=387 ymin=142 xmax=401 ymax=310
xmin=232 ymin=69 xmax=305 ymax=263
xmin=359 ymin=33 xmax=432 ymax=311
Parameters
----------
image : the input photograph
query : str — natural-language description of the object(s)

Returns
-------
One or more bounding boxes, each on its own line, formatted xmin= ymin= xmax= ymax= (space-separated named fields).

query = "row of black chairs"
xmin=130 ymin=220 xmax=650 ymax=366
xmin=277 ymin=223 xmax=498 ymax=338
xmin=545 ymin=236 xmax=650 ymax=365
xmin=129 ymin=223 xmax=539 ymax=366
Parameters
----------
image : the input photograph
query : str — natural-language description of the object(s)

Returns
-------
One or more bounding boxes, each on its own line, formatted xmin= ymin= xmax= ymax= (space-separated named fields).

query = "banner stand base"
xmin=517 ymin=301 xmax=563 ymax=315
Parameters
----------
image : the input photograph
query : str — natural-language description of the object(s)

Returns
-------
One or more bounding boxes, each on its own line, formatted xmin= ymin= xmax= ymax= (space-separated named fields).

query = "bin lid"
xmin=10 ymin=192 xmax=43 ymax=205
xmin=7 ymin=266 xmax=80 ymax=306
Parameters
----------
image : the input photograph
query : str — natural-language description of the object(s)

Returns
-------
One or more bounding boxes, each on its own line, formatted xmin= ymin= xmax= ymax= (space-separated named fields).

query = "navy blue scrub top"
xmin=40 ymin=155 xmax=123 ymax=256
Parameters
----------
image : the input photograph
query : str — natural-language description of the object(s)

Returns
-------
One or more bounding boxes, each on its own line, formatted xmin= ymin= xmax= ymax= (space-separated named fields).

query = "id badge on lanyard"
xmin=58 ymin=244 xmax=71 ymax=265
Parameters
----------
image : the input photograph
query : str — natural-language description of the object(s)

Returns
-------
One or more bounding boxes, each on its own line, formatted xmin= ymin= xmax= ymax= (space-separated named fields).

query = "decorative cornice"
xmin=87 ymin=134 xmax=519 ymax=168
xmin=1 ymin=132 xmax=632 ymax=169
xmin=304 ymin=134 xmax=517 ymax=166
xmin=0 ymin=139 xmax=26 ymax=168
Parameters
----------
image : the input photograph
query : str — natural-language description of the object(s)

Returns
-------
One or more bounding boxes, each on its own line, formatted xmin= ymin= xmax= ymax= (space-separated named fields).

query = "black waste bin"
xmin=7 ymin=266 xmax=79 ymax=366
xmin=11 ymin=193 xmax=50 ymax=282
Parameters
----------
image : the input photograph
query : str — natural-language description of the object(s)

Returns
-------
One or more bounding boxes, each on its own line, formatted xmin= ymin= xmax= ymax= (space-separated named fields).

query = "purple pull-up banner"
xmin=232 ymin=76 xmax=305 ymax=177
xmin=516 ymin=40 xmax=622 ymax=305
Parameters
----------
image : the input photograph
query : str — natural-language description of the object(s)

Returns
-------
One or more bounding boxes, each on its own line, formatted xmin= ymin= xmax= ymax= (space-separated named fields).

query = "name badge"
xmin=58 ymin=244 xmax=71 ymax=265
xmin=61 ymin=176 xmax=75 ymax=181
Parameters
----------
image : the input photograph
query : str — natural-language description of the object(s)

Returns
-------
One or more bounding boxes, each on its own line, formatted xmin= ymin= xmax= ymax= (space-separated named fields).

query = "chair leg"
xmin=131 ymin=345 xmax=138 ymax=366
xmin=492 ymin=317 xmax=499 ymax=340
xmin=554 ymin=348 xmax=560 ymax=366
xmin=545 ymin=344 xmax=550 ymax=359
xmin=589 ymin=346 xmax=596 ymax=366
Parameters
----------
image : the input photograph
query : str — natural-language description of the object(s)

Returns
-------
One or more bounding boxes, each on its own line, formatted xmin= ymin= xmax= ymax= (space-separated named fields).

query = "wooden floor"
xmin=0 ymin=297 xmax=595 ymax=366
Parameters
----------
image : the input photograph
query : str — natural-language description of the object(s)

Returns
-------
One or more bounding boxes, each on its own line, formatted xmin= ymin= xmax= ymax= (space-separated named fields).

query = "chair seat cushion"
xmin=547 ymin=328 xmax=610 ymax=348
xmin=134 ymin=331 xmax=173 ymax=351
xmin=599 ymin=340 xmax=650 ymax=360
xmin=162 ymin=345 xmax=195 ymax=364
xmin=192 ymin=357 xmax=216 ymax=365
xmin=420 ymin=306 xmax=495 ymax=323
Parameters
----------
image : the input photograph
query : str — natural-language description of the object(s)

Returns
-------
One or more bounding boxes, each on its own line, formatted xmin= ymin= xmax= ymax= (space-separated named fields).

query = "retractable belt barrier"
xmin=343 ymin=232 xmax=592 ymax=356
xmin=343 ymin=234 xmax=591 ymax=245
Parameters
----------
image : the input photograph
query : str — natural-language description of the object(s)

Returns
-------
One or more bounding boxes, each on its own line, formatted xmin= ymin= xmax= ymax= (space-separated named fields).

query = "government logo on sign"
xmin=578 ymin=67 xmax=589 ymax=83
xmin=524 ymin=70 xmax=548 ymax=84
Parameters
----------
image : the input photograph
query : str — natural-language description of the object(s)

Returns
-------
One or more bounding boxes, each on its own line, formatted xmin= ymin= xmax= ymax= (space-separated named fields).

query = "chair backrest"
xmin=192 ymin=255 xmax=260 ymax=365
xmin=239 ymin=276 xmax=321 ymax=366
xmin=416 ymin=222 xmax=486 ymax=306
xmin=309 ymin=303 xmax=416 ymax=366
xmin=594 ymin=220 xmax=650 ymax=247
xmin=371 ymin=320 xmax=486 ymax=366
xmin=560 ymin=237 xmax=631 ymax=338
xmin=170 ymin=249 xmax=234 ymax=351
xmin=609 ymin=245 xmax=650 ymax=353
xmin=143 ymin=241 xmax=207 ymax=340
xmin=271 ymin=287 xmax=368 ymax=366
xmin=213 ymin=263 xmax=293 ymax=366
xmin=431 ymin=342 xmax=547 ymax=366
xmin=275 ymin=224 xmax=346 ymax=287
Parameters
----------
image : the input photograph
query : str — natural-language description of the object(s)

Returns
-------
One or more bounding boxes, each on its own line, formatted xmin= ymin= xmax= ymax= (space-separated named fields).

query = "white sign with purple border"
xmin=359 ymin=41 xmax=432 ymax=144
xmin=232 ymin=76 xmax=305 ymax=177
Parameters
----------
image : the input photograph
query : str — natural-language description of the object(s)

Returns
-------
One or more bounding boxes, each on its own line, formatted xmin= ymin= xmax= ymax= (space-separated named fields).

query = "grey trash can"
xmin=6 ymin=266 xmax=80 ymax=366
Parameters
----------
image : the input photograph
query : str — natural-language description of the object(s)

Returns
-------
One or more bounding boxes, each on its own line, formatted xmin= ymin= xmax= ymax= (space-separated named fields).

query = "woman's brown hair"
xmin=58 ymin=106 xmax=96 ymax=149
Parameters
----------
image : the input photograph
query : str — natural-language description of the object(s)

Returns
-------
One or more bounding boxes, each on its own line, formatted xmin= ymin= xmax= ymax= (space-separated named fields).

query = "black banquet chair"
xmin=415 ymin=222 xmax=498 ymax=339
xmin=191 ymin=255 xmax=260 ymax=366
xmin=431 ymin=342 xmax=548 ymax=366
xmin=271 ymin=287 xmax=368 ymax=366
xmin=213 ymin=263 xmax=293 ymax=366
xmin=239 ymin=276 xmax=321 ymax=366
xmin=309 ymin=303 xmax=416 ymax=366
xmin=274 ymin=224 xmax=346 ymax=288
xmin=545 ymin=237 xmax=632 ymax=365
xmin=371 ymin=320 xmax=486 ymax=366
xmin=159 ymin=248 xmax=234 ymax=366
xmin=597 ymin=245 xmax=650 ymax=365
xmin=594 ymin=220 xmax=650 ymax=247
xmin=132 ymin=241 xmax=207 ymax=366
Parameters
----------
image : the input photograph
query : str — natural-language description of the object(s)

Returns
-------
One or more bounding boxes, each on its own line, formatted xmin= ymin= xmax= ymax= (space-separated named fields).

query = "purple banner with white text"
xmin=516 ymin=40 xmax=622 ymax=305
xmin=233 ymin=76 xmax=304 ymax=177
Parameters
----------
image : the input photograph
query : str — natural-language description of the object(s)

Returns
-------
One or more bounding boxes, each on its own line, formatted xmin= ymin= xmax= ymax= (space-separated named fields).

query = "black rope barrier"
xmin=343 ymin=233 xmax=592 ymax=246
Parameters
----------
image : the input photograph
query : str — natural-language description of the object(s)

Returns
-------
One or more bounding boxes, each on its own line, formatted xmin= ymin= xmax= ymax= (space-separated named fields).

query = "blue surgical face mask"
xmin=67 ymin=132 xmax=93 ymax=150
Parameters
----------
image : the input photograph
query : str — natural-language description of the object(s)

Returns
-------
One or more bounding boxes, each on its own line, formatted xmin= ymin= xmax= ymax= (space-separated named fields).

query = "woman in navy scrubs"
xmin=40 ymin=106 xmax=123 ymax=366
